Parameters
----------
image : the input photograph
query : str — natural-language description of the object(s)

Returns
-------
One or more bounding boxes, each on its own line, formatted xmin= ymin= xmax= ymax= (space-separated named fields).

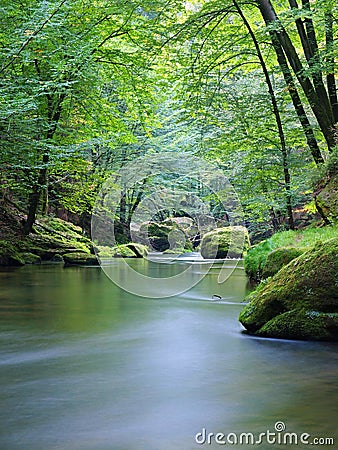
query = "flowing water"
xmin=0 ymin=260 xmax=337 ymax=450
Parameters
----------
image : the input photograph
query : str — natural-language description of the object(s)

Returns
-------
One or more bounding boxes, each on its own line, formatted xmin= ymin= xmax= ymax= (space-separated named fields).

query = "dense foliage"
xmin=1 ymin=0 xmax=337 ymax=238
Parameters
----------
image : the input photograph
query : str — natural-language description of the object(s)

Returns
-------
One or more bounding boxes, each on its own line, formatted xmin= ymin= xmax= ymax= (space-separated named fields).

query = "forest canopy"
xmin=1 ymin=0 xmax=337 ymax=237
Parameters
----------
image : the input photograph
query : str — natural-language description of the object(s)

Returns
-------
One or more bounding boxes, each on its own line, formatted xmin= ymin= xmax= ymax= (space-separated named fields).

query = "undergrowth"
xmin=245 ymin=225 xmax=338 ymax=280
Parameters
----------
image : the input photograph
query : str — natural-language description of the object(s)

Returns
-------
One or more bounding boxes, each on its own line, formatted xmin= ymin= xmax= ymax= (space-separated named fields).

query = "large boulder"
xmin=0 ymin=241 xmax=25 ymax=266
xmin=21 ymin=252 xmax=41 ymax=264
xmin=137 ymin=219 xmax=194 ymax=252
xmin=0 ymin=210 xmax=97 ymax=266
xmin=261 ymin=247 xmax=305 ymax=279
xmin=239 ymin=237 xmax=338 ymax=341
xmin=200 ymin=226 xmax=250 ymax=259
xmin=63 ymin=252 xmax=99 ymax=266
xmin=138 ymin=222 xmax=173 ymax=251
xmin=24 ymin=234 xmax=90 ymax=261
xmin=97 ymin=243 xmax=148 ymax=258
xmin=315 ymin=173 xmax=338 ymax=224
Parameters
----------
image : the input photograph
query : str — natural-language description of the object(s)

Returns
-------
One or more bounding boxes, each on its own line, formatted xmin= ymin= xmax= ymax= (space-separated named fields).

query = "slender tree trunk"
xmin=288 ymin=0 xmax=334 ymax=124
xmin=257 ymin=0 xmax=335 ymax=150
xmin=325 ymin=10 xmax=338 ymax=123
xmin=269 ymin=31 xmax=324 ymax=165
xmin=314 ymin=198 xmax=332 ymax=225
xmin=23 ymin=94 xmax=65 ymax=235
xmin=234 ymin=0 xmax=294 ymax=229
xmin=302 ymin=0 xmax=334 ymax=123
xmin=23 ymin=155 xmax=48 ymax=235
xmin=41 ymin=179 xmax=49 ymax=216
xmin=119 ymin=192 xmax=127 ymax=227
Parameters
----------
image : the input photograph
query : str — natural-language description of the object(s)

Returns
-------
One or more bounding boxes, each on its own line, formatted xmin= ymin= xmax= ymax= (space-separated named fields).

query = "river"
xmin=0 ymin=260 xmax=337 ymax=449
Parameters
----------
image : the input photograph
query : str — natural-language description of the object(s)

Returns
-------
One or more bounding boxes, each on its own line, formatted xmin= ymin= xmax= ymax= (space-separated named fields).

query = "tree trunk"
xmin=234 ymin=0 xmax=294 ymax=229
xmin=269 ymin=31 xmax=324 ymax=165
xmin=119 ymin=192 xmax=127 ymax=227
xmin=288 ymin=0 xmax=334 ymax=124
xmin=325 ymin=11 xmax=338 ymax=123
xmin=23 ymin=155 xmax=48 ymax=235
xmin=257 ymin=0 xmax=335 ymax=150
xmin=23 ymin=94 xmax=65 ymax=235
xmin=41 ymin=177 xmax=49 ymax=216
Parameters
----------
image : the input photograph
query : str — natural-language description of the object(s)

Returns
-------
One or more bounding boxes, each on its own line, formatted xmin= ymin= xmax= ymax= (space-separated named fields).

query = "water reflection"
xmin=0 ymin=263 xmax=337 ymax=449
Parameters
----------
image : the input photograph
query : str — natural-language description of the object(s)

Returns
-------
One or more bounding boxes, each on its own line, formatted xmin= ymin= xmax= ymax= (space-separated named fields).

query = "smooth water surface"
xmin=0 ymin=261 xmax=337 ymax=449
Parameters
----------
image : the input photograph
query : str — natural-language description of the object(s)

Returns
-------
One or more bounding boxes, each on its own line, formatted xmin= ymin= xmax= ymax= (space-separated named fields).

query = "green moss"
xmin=244 ymin=240 xmax=274 ymax=280
xmin=149 ymin=236 xmax=170 ymax=251
xmin=244 ymin=225 xmax=338 ymax=280
xmin=23 ymin=234 xmax=90 ymax=261
xmin=315 ymin=174 xmax=338 ymax=224
xmin=261 ymin=247 xmax=306 ymax=279
xmin=201 ymin=226 xmax=250 ymax=259
xmin=20 ymin=252 xmax=41 ymax=264
xmin=240 ymin=237 xmax=338 ymax=341
xmin=36 ymin=218 xmax=92 ymax=251
xmin=0 ymin=210 xmax=96 ymax=266
xmin=0 ymin=240 xmax=25 ymax=266
xmin=257 ymin=310 xmax=338 ymax=341
xmin=125 ymin=243 xmax=148 ymax=257
xmin=63 ymin=252 xmax=98 ymax=266
xmin=136 ymin=218 xmax=200 ymax=252
xmin=141 ymin=222 xmax=173 ymax=238
xmin=98 ymin=243 xmax=148 ymax=258
xmin=50 ymin=254 xmax=64 ymax=263
xmin=40 ymin=217 xmax=83 ymax=235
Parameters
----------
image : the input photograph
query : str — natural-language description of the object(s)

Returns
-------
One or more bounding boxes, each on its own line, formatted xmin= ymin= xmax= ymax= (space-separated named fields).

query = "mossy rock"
xmin=256 ymin=310 xmax=338 ymax=341
xmin=20 ymin=252 xmax=41 ymax=264
xmin=315 ymin=173 xmax=338 ymax=224
xmin=39 ymin=217 xmax=83 ymax=235
xmin=164 ymin=217 xmax=198 ymax=239
xmin=111 ymin=246 xmax=136 ymax=257
xmin=140 ymin=222 xmax=174 ymax=238
xmin=239 ymin=237 xmax=338 ymax=341
xmin=138 ymin=222 xmax=174 ymax=249
xmin=26 ymin=234 xmax=89 ymax=260
xmin=123 ymin=243 xmax=148 ymax=257
xmin=0 ymin=240 xmax=25 ymax=266
xmin=137 ymin=219 xmax=198 ymax=252
xmin=149 ymin=236 xmax=170 ymax=252
xmin=200 ymin=226 xmax=250 ymax=259
xmin=100 ymin=243 xmax=148 ymax=258
xmin=138 ymin=222 xmax=173 ymax=251
xmin=0 ymin=210 xmax=95 ymax=266
xmin=35 ymin=218 xmax=92 ymax=251
xmin=63 ymin=252 xmax=99 ymax=266
xmin=49 ymin=254 xmax=64 ymax=263
xmin=261 ymin=247 xmax=305 ymax=279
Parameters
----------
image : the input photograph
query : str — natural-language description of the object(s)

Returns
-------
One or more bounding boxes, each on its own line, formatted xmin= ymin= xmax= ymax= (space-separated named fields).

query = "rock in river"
xmin=239 ymin=237 xmax=338 ymax=341
xmin=200 ymin=226 xmax=250 ymax=259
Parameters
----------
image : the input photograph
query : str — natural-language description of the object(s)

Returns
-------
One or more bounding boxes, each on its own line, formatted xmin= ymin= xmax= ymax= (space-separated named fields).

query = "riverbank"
xmin=240 ymin=226 xmax=338 ymax=341
xmin=0 ymin=204 xmax=97 ymax=266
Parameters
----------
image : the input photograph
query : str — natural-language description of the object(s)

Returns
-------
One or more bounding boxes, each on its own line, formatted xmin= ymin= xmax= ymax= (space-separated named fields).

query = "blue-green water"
xmin=0 ymin=261 xmax=337 ymax=449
